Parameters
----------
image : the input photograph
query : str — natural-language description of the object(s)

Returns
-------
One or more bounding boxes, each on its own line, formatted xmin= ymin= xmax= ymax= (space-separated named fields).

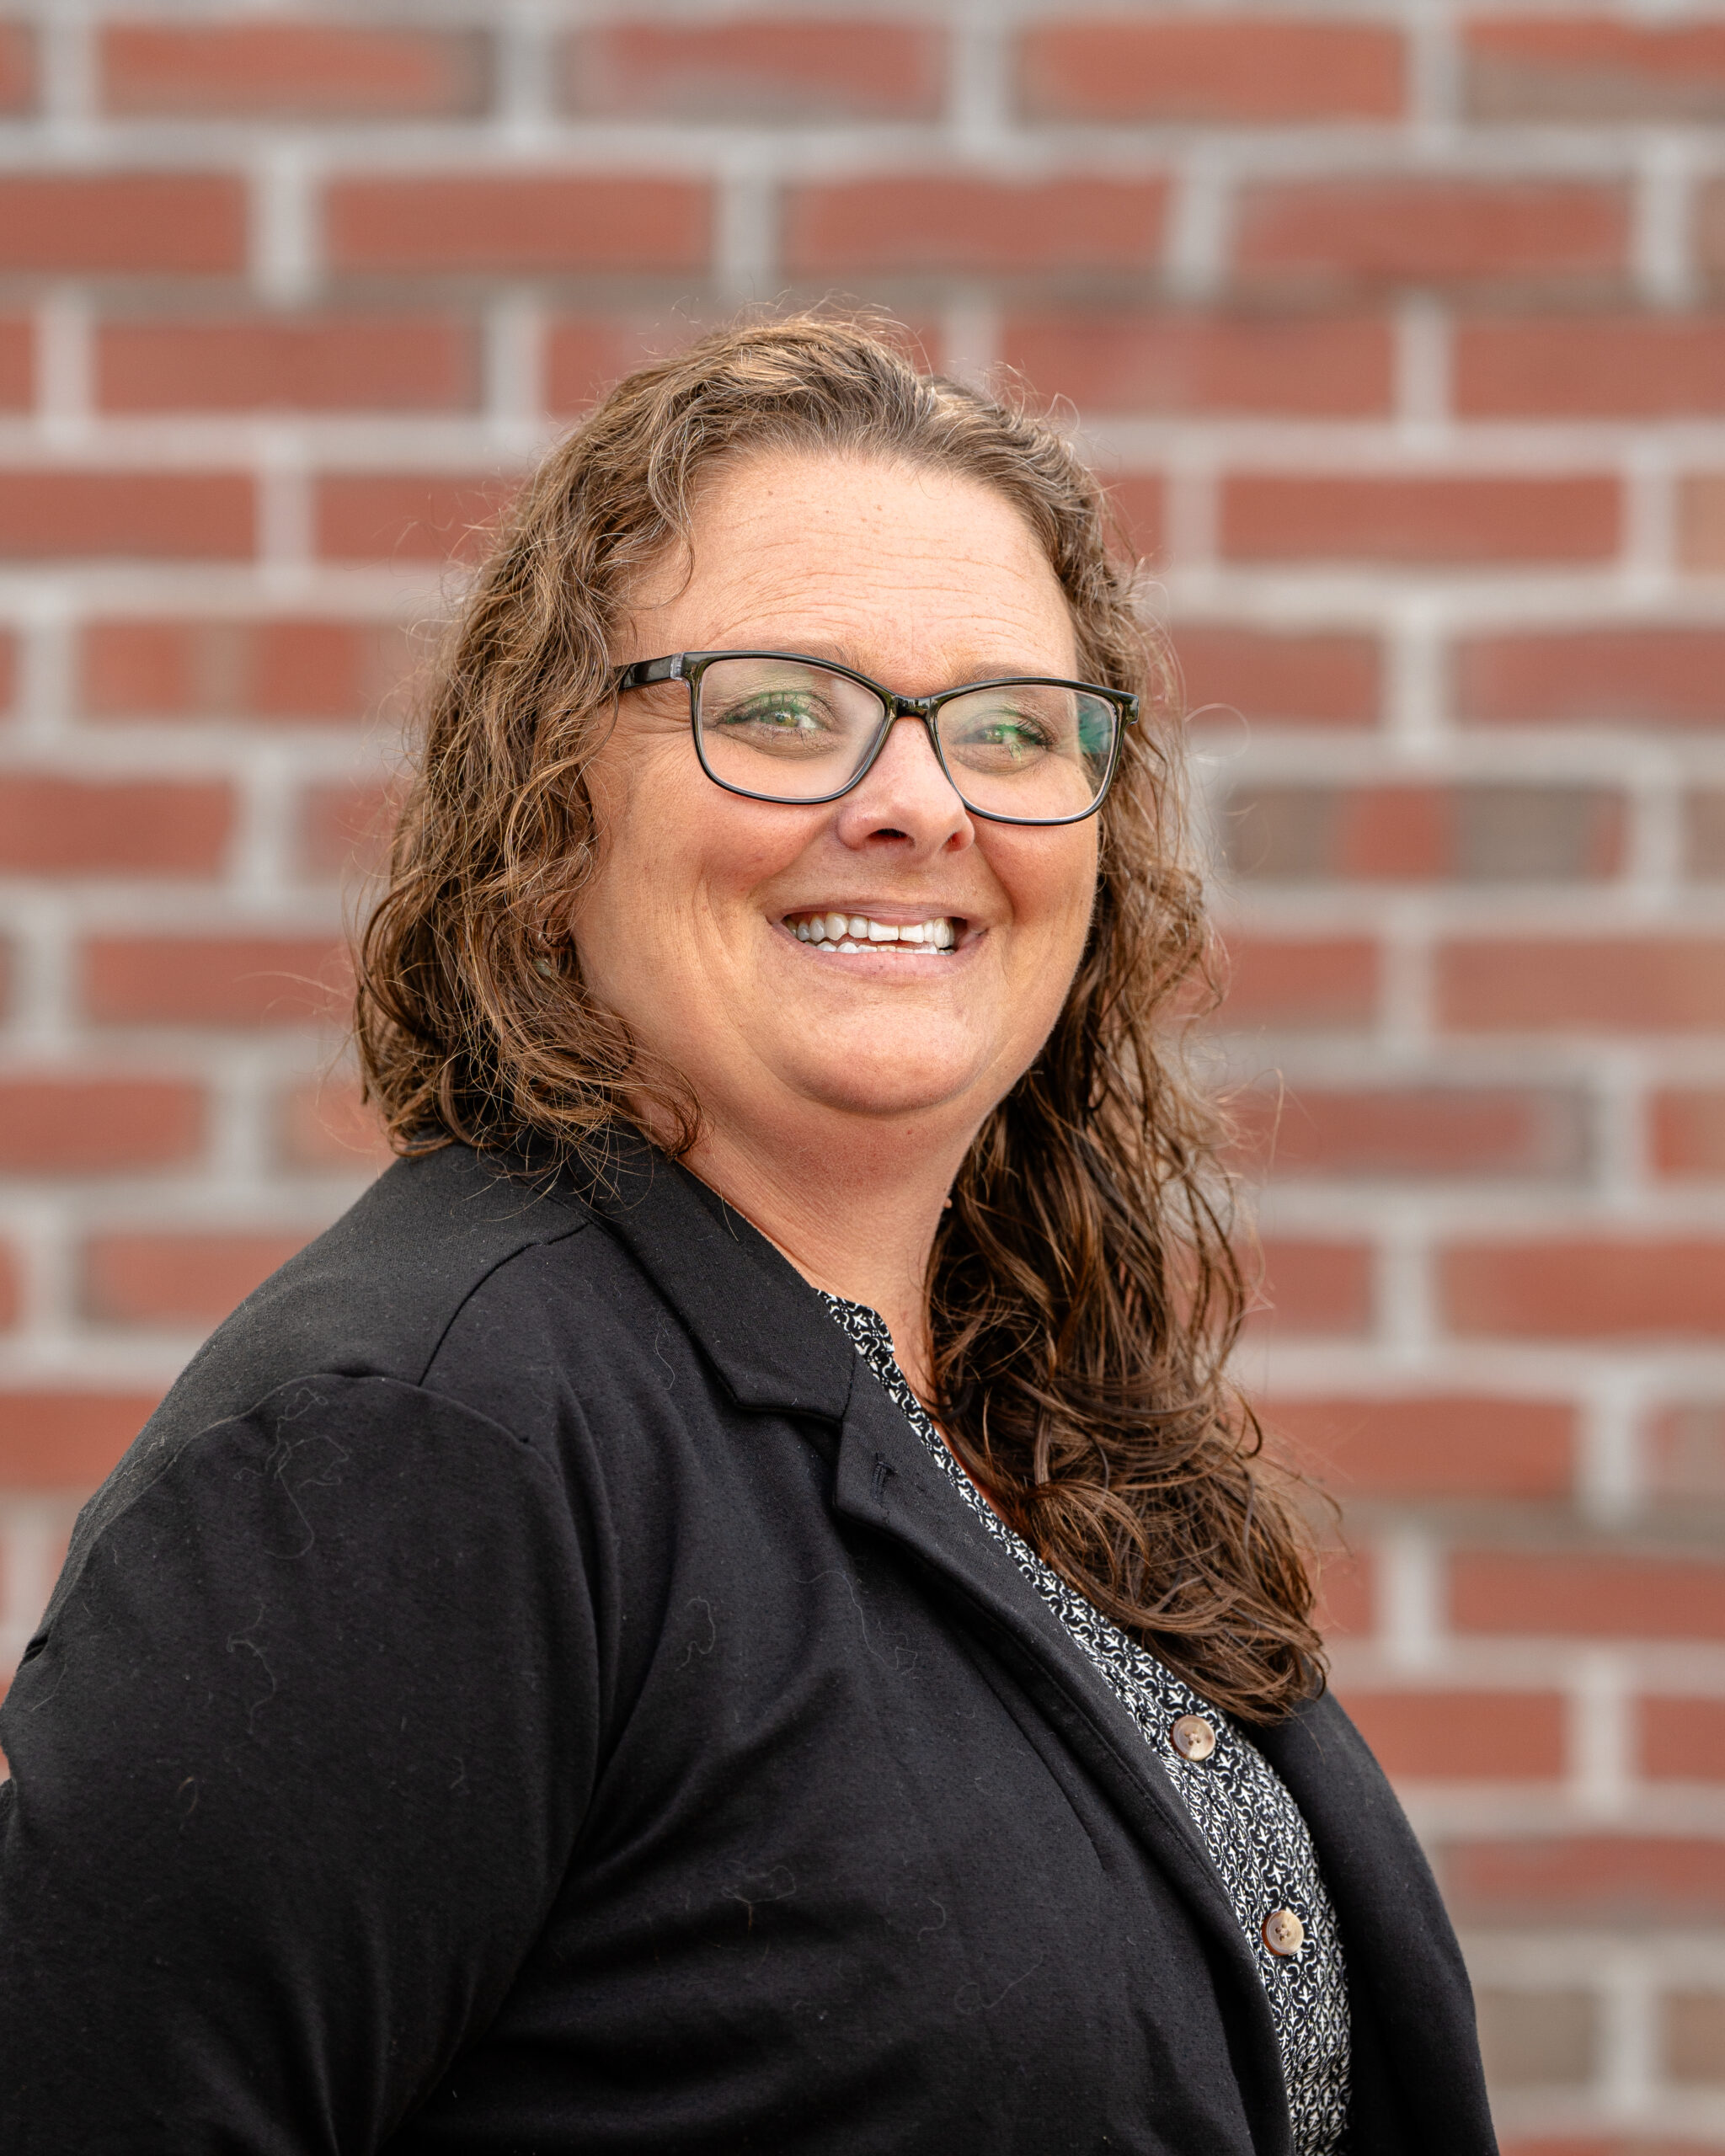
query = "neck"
xmin=681 ymin=1111 xmax=969 ymax=1401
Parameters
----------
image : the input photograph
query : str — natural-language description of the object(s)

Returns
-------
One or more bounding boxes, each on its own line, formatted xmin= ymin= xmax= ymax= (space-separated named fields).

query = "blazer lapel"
xmin=576 ymin=1137 xmax=1295 ymax=2153
xmin=832 ymin=1364 xmax=1294 ymax=2156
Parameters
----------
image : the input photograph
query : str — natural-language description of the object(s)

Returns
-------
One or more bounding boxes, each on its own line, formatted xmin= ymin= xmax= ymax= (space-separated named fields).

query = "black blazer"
xmin=0 ymin=1140 xmax=1496 ymax=2154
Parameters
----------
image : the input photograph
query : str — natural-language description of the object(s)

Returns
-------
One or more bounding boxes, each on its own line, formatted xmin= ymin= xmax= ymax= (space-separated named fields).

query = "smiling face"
xmin=569 ymin=447 xmax=1101 ymax=1168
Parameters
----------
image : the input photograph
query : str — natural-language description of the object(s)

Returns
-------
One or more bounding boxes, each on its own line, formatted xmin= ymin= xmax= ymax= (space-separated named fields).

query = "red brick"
xmin=1019 ymin=16 xmax=1403 ymax=122
xmin=1249 ymin=1238 xmax=1374 ymax=1336
xmin=1218 ymin=936 xmax=1379 ymax=1029
xmin=1224 ymin=782 xmax=1623 ymax=883
xmin=1268 ymin=1395 xmax=1573 ymax=1499
xmin=1685 ymin=788 xmax=1725 ymax=878
xmin=0 ymin=317 xmax=31 ymax=408
xmin=1233 ymin=176 xmax=1628 ymax=291
xmin=1341 ymin=1689 xmax=1565 ymax=1780
xmin=81 ymin=616 xmax=410 ymax=725
xmin=0 ymin=630 xmax=16 ymax=716
xmin=1232 ymin=1084 xmax=1587 ymax=1181
xmin=1221 ymin=474 xmax=1620 ymax=566
xmin=1467 ymin=15 xmax=1725 ymax=123
xmin=1649 ymin=1403 xmax=1725 ymax=1504
xmin=1106 ymin=473 xmax=1164 ymax=560
xmin=299 ymin=777 xmax=398 ymax=880
xmin=1502 ymin=2139 xmax=1722 ymax=2155
xmin=0 ymin=1076 xmax=203 ymax=1173
xmin=1696 ymin=186 xmax=1725 ymax=292
xmin=1641 ymin=1698 xmax=1725 ymax=1782
xmin=97 ymin=315 xmax=480 ymax=414
xmin=1442 ymin=1239 xmax=1725 ymax=1340
xmin=563 ymin=19 xmax=943 ymax=120
xmin=1002 ymin=312 xmax=1392 ymax=418
xmin=1457 ymin=315 xmax=1725 ymax=419
xmin=0 ymin=21 xmax=34 ymax=113
xmin=314 ymin=472 xmax=515 ymax=564
xmin=0 ymin=173 xmax=246 ymax=275
xmin=0 ymin=472 xmax=253 ymax=561
xmin=0 ymin=1241 xmax=19 ymax=1327
xmin=1439 ymin=938 xmax=1725 ymax=1033
xmin=0 ymin=1391 xmax=158 ymax=1486
xmin=83 ymin=936 xmax=347 ymax=1028
xmin=1448 ymin=1835 xmax=1725 ymax=1923
xmin=1313 ymin=1546 xmax=1373 ymax=1639
xmin=1174 ymin=626 xmax=1381 ymax=728
xmin=1664 ymin=1988 xmax=1725 ymax=2081
xmin=101 ymin=23 xmax=490 ymax=120
xmin=280 ymin=1075 xmax=390 ymax=1173
xmin=0 ymin=776 xmax=231 ymax=876
xmin=326 ymin=173 xmax=711 ymax=275
xmin=1678 ymin=473 xmax=1725 ymax=568
xmin=83 ymin=1230 xmax=311 ymax=1327
xmin=783 ymin=175 xmax=1169 ymax=275
xmin=1453 ymin=1550 xmax=1725 ymax=1639
xmin=1652 ymin=1091 xmax=1725 ymax=1177
xmin=554 ymin=312 xmax=857 ymax=416
xmin=1243 ymin=783 xmax=1448 ymax=880
xmin=1665 ymin=784 xmax=1720 ymax=871
xmin=545 ymin=317 xmax=665 ymax=414
xmin=1457 ymin=627 xmax=1725 ymax=730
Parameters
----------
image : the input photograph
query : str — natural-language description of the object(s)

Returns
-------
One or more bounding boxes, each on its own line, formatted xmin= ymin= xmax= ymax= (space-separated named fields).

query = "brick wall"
xmin=0 ymin=3 xmax=1720 ymax=2144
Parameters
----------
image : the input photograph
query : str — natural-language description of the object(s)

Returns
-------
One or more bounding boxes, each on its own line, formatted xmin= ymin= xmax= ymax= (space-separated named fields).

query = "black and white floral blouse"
xmin=825 ymin=1294 xmax=1351 ymax=2156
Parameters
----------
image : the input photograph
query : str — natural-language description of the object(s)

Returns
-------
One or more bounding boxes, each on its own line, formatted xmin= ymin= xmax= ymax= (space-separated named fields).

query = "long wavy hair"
xmin=355 ymin=312 xmax=1324 ymax=1722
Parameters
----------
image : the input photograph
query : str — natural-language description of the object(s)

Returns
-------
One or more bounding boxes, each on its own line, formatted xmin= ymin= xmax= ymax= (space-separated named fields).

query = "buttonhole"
xmin=870 ymin=1453 xmax=894 ymax=1507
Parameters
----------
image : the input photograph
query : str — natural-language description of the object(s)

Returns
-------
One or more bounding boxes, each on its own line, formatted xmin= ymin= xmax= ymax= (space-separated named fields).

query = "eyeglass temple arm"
xmin=615 ymin=654 xmax=686 ymax=690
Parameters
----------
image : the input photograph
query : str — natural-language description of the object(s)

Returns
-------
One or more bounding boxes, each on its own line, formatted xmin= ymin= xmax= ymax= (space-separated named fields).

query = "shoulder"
xmin=162 ymin=1144 xmax=592 ymax=1433
xmin=66 ymin=1146 xmax=604 ymax=1566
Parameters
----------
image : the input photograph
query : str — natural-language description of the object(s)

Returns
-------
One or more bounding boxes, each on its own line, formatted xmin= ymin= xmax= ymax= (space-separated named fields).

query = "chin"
xmin=783 ymin=1048 xmax=991 ymax=1124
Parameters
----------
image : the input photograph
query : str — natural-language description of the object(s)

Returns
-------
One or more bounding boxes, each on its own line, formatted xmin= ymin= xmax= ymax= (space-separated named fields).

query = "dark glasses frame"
xmin=614 ymin=649 xmax=1139 ymax=827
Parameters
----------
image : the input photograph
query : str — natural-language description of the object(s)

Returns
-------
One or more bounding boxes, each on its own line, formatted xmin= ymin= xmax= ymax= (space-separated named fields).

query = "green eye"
xmin=718 ymin=696 xmax=821 ymax=731
xmin=944 ymin=708 xmax=1057 ymax=771
xmin=704 ymin=690 xmax=857 ymax=760
xmin=985 ymin=718 xmax=1052 ymax=752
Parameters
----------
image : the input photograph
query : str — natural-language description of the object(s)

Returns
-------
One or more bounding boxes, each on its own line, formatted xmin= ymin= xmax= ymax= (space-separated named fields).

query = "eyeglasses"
xmin=614 ymin=650 xmax=1137 ymax=827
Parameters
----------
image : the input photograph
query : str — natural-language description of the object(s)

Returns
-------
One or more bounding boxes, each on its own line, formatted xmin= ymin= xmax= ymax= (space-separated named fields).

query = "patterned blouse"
xmin=824 ymin=1295 xmax=1350 ymax=2156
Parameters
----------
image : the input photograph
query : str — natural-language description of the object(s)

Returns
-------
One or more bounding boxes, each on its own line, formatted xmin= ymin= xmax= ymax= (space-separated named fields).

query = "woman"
xmin=0 ymin=318 xmax=1494 ymax=2153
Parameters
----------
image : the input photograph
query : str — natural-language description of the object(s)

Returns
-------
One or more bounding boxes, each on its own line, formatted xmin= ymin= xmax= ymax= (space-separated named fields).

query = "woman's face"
xmin=572 ymin=448 xmax=1100 ymax=1155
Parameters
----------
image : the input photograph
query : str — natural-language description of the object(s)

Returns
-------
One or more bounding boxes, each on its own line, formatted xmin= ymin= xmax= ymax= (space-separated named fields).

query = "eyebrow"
xmin=729 ymin=640 xmax=1070 ymax=686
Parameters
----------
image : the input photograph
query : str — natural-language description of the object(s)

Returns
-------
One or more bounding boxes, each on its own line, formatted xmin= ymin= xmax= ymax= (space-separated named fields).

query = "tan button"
xmin=1170 ymin=1713 xmax=1217 ymax=1763
xmin=1262 ymin=1908 xmax=1306 ymax=1958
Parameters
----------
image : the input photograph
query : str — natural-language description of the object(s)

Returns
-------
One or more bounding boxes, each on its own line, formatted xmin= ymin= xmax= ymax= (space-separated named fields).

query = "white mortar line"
xmin=252 ymin=141 xmax=317 ymax=310
xmin=1569 ymin=1646 xmax=1635 ymax=1820
xmin=1377 ymin=1524 xmax=1445 ymax=1674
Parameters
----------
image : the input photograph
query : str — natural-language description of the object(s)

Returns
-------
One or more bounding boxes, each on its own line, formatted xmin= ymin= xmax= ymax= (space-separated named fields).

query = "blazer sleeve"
xmin=0 ymin=1371 xmax=601 ymax=2155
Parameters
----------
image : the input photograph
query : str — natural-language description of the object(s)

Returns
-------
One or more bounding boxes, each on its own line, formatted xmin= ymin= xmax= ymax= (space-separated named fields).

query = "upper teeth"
xmin=789 ymin=912 xmax=957 ymax=951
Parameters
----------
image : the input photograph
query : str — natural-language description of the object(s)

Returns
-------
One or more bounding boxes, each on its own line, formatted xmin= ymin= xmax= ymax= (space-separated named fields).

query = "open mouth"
xmin=783 ymin=910 xmax=961 ymax=954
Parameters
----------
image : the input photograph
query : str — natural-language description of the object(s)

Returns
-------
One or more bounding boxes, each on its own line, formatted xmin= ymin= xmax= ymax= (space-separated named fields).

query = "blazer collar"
xmin=563 ymin=1129 xmax=857 ymax=1421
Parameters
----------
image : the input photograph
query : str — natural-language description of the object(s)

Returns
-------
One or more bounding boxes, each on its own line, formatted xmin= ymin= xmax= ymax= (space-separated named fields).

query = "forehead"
xmin=622 ymin=447 xmax=1080 ymax=680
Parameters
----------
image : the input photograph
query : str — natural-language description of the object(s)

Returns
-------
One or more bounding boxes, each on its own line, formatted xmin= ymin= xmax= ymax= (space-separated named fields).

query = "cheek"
xmin=991 ymin=829 xmax=1098 ymax=961
xmin=574 ymin=757 xmax=825 ymax=964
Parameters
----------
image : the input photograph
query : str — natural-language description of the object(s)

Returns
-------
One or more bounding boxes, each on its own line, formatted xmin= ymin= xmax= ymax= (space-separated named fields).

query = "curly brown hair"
xmin=354 ymin=312 xmax=1325 ymax=1723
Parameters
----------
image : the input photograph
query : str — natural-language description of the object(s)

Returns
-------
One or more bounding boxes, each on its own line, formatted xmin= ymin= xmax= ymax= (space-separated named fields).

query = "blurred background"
xmin=0 ymin=1 xmax=1721 ymax=2146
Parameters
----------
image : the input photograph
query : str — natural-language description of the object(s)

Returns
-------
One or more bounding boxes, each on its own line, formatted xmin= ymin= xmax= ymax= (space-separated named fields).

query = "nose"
xmin=831 ymin=715 xmax=973 ymax=858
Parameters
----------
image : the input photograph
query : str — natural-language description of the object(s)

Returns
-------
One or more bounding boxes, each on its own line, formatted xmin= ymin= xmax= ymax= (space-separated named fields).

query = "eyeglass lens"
xmin=692 ymin=656 xmax=1117 ymax=821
